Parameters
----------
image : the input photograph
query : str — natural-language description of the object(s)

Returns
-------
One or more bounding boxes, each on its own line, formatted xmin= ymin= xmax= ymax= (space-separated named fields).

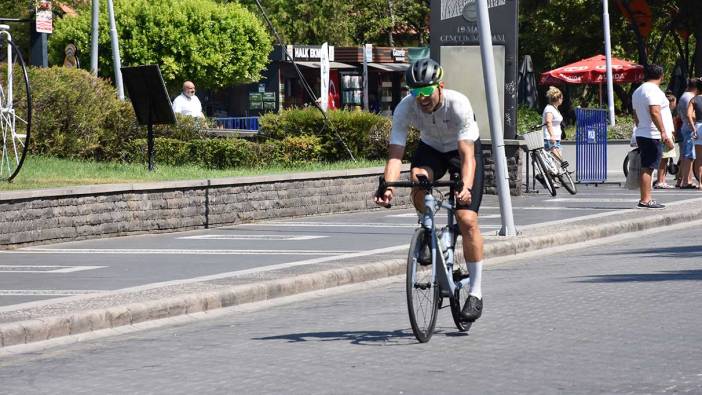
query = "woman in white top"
xmin=543 ymin=86 xmax=564 ymax=159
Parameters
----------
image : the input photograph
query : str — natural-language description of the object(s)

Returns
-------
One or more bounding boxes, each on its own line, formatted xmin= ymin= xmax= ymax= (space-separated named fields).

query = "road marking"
xmin=0 ymin=265 xmax=106 ymax=273
xmin=0 ymin=290 xmax=105 ymax=296
xmin=4 ymin=249 xmax=356 ymax=256
xmin=177 ymin=235 xmax=327 ymax=241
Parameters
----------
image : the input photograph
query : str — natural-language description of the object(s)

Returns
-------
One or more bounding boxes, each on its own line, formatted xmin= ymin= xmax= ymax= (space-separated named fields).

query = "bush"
xmin=609 ymin=114 xmax=635 ymax=140
xmin=277 ymin=135 xmax=323 ymax=165
xmin=49 ymin=0 xmax=272 ymax=91
xmin=258 ymin=108 xmax=416 ymax=161
xmin=516 ymin=105 xmax=542 ymax=135
xmin=25 ymin=66 xmax=214 ymax=161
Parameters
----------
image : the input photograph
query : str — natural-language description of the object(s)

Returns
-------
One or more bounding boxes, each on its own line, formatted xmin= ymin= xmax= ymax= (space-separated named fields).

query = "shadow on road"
xmin=253 ymin=326 xmax=468 ymax=346
xmin=592 ymin=245 xmax=702 ymax=259
xmin=573 ymin=269 xmax=702 ymax=283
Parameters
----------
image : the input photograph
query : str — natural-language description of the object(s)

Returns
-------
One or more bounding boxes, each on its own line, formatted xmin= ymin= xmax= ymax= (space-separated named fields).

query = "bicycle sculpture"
xmin=0 ymin=24 xmax=31 ymax=182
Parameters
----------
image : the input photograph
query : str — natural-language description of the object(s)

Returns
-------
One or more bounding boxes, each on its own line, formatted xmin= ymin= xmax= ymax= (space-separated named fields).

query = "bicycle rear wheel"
xmin=406 ymin=227 xmax=439 ymax=343
xmin=449 ymin=261 xmax=471 ymax=331
xmin=0 ymin=37 xmax=31 ymax=182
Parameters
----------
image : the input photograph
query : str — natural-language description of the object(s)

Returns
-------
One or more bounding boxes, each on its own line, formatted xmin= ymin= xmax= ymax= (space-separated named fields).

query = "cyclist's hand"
xmin=457 ymin=186 xmax=472 ymax=205
xmin=374 ymin=188 xmax=393 ymax=208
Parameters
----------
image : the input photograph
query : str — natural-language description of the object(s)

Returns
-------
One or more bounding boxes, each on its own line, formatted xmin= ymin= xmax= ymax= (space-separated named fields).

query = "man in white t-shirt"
xmin=632 ymin=64 xmax=674 ymax=209
xmin=172 ymin=81 xmax=204 ymax=118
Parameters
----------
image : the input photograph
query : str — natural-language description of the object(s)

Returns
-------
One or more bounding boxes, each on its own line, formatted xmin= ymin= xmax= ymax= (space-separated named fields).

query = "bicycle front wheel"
xmin=0 ymin=37 xmax=31 ymax=182
xmin=534 ymin=151 xmax=557 ymax=196
xmin=449 ymin=261 xmax=471 ymax=332
xmin=406 ymin=227 xmax=439 ymax=343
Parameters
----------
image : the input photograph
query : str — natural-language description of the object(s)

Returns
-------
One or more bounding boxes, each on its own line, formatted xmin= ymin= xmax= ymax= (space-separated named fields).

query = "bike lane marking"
xmin=0 ymin=265 xmax=106 ymax=273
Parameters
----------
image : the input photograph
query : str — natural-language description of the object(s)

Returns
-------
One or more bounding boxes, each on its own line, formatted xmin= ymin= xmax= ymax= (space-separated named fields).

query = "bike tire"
xmin=558 ymin=169 xmax=577 ymax=194
xmin=623 ymin=154 xmax=629 ymax=178
xmin=406 ymin=227 xmax=439 ymax=343
xmin=0 ymin=38 xmax=31 ymax=182
xmin=449 ymin=262 xmax=471 ymax=331
xmin=534 ymin=151 xmax=557 ymax=196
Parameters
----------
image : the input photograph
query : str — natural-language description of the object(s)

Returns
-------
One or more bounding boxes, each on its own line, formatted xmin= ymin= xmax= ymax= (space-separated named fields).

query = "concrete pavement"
xmin=1 ymin=184 xmax=702 ymax=349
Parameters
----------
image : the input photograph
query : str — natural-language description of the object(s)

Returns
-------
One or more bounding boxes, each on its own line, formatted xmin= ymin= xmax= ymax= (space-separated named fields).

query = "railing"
xmin=212 ymin=117 xmax=259 ymax=131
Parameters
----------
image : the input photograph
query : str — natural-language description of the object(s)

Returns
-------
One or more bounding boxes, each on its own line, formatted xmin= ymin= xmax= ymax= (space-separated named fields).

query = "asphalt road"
xmin=1 ymin=184 xmax=700 ymax=309
xmin=1 ymin=217 xmax=700 ymax=394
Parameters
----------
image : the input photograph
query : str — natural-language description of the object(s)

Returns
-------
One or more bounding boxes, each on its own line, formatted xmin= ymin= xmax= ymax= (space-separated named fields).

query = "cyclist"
xmin=374 ymin=58 xmax=485 ymax=323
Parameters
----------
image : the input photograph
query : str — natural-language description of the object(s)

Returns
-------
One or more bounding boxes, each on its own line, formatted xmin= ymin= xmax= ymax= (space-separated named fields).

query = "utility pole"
xmin=476 ymin=0 xmax=516 ymax=236
xmin=387 ymin=0 xmax=395 ymax=47
xmin=603 ymin=0 xmax=616 ymax=126
xmin=106 ymin=0 xmax=124 ymax=100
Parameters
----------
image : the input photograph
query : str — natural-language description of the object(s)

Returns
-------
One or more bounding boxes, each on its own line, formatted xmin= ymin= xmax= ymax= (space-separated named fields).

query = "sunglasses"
xmin=410 ymin=84 xmax=439 ymax=97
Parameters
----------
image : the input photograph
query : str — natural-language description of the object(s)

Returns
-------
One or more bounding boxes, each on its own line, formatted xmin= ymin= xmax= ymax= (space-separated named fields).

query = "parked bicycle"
xmin=521 ymin=125 xmax=577 ymax=196
xmin=376 ymin=174 xmax=473 ymax=343
xmin=622 ymin=146 xmax=698 ymax=182
xmin=0 ymin=24 xmax=31 ymax=182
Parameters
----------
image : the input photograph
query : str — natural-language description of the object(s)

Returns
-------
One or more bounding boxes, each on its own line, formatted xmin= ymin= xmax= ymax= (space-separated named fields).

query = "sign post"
xmin=320 ymin=42 xmax=330 ymax=112
xmin=363 ymin=43 xmax=372 ymax=111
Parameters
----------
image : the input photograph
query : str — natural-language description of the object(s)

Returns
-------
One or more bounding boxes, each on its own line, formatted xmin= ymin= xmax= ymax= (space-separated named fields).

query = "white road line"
xmin=0 ymin=290 xmax=106 ymax=296
xmin=3 ymin=249 xmax=356 ymax=256
xmin=239 ymin=222 xmax=418 ymax=228
xmin=0 ymin=265 xmax=106 ymax=273
xmin=0 ymin=244 xmax=410 ymax=313
xmin=177 ymin=235 xmax=327 ymax=241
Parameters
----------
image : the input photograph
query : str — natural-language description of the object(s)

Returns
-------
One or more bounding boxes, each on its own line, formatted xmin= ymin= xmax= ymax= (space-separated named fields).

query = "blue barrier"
xmin=213 ymin=117 xmax=260 ymax=131
xmin=575 ymin=108 xmax=608 ymax=183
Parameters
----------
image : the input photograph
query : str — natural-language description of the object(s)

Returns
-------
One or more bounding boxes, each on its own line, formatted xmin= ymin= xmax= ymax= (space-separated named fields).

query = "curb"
xmin=2 ymin=199 xmax=702 ymax=349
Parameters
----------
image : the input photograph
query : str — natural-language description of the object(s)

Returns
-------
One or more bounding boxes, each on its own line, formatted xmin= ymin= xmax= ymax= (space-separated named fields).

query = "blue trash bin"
xmin=575 ymin=108 xmax=608 ymax=183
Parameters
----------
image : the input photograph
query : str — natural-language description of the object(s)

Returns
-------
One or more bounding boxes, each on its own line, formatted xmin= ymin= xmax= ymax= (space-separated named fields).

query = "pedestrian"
xmin=653 ymin=92 xmax=678 ymax=189
xmin=689 ymin=78 xmax=702 ymax=189
xmin=172 ymin=81 xmax=205 ymax=118
xmin=542 ymin=86 xmax=564 ymax=160
xmin=631 ymin=64 xmax=674 ymax=209
xmin=677 ymin=78 xmax=698 ymax=188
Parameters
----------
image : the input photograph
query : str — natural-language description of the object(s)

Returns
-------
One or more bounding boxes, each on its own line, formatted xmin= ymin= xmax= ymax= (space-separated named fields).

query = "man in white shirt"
xmin=172 ymin=81 xmax=204 ymax=118
xmin=632 ymin=64 xmax=674 ymax=209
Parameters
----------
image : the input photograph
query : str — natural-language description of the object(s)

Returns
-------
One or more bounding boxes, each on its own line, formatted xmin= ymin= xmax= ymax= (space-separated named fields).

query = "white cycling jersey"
xmin=390 ymin=89 xmax=479 ymax=153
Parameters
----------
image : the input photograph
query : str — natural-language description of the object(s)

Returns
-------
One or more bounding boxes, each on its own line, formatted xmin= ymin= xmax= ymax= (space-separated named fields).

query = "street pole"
xmin=476 ymin=0 xmax=517 ymax=236
xmin=106 ymin=0 xmax=124 ymax=100
xmin=363 ymin=44 xmax=370 ymax=111
xmin=90 ymin=0 xmax=99 ymax=76
xmin=603 ymin=0 xmax=616 ymax=126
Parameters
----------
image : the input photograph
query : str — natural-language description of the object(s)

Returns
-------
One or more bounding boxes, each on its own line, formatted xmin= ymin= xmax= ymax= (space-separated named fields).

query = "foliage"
xmin=277 ymin=135 xmax=323 ymax=165
xmin=233 ymin=0 xmax=428 ymax=46
xmin=609 ymin=114 xmax=635 ymax=140
xmin=516 ymin=105 xmax=543 ymax=135
xmin=24 ymin=66 xmax=213 ymax=161
xmin=48 ymin=0 xmax=272 ymax=91
xmin=258 ymin=108 xmax=409 ymax=161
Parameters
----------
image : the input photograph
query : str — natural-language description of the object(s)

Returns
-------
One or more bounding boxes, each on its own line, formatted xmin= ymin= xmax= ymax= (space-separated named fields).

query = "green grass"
xmin=0 ymin=156 xmax=385 ymax=192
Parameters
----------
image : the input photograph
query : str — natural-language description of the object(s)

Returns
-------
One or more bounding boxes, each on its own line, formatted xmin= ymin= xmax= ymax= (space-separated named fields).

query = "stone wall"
xmin=0 ymin=143 xmax=524 ymax=247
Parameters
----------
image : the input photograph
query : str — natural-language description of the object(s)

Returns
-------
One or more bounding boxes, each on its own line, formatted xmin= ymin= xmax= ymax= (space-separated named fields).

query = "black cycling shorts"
xmin=410 ymin=139 xmax=484 ymax=213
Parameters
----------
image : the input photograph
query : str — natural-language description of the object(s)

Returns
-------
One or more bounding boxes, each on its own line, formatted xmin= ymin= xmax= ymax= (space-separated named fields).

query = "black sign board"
xmin=121 ymin=65 xmax=176 ymax=171
xmin=430 ymin=0 xmax=519 ymax=138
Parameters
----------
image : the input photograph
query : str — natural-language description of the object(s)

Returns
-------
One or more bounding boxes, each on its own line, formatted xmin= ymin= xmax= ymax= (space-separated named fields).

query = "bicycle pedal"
xmin=414 ymin=282 xmax=432 ymax=290
xmin=452 ymin=270 xmax=469 ymax=282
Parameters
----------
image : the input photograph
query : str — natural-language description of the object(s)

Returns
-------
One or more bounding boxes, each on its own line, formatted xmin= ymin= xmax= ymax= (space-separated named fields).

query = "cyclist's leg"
xmin=409 ymin=141 xmax=448 ymax=212
xmin=451 ymin=142 xmax=485 ymax=321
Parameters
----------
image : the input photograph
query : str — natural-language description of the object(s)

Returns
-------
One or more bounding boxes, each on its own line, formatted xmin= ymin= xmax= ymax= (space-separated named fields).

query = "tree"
xmin=48 ymin=0 xmax=272 ymax=90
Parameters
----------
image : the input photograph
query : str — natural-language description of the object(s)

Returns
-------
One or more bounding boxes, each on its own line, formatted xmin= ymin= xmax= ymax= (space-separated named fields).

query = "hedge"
xmin=126 ymin=135 xmax=323 ymax=169
xmin=258 ymin=108 xmax=418 ymax=161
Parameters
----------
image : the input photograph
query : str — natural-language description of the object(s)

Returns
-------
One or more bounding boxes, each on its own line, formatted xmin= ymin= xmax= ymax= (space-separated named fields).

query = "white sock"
xmin=468 ymin=260 xmax=483 ymax=299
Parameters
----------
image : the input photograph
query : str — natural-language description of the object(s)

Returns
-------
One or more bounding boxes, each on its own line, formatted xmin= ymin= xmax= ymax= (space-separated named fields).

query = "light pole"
xmin=106 ymin=0 xmax=124 ymax=100
xmin=90 ymin=0 xmax=98 ymax=76
xmin=603 ymin=0 xmax=616 ymax=126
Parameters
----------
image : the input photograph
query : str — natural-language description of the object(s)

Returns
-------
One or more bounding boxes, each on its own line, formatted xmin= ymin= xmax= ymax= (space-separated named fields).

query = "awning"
xmin=295 ymin=61 xmax=357 ymax=69
xmin=367 ymin=63 xmax=410 ymax=72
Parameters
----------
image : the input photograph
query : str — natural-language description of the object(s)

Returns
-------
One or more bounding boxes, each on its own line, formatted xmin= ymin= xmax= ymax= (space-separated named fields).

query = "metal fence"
xmin=213 ymin=117 xmax=260 ymax=131
xmin=575 ymin=108 xmax=608 ymax=183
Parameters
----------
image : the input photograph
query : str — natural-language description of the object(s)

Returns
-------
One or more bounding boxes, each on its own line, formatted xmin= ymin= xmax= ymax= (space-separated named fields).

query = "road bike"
xmin=522 ymin=126 xmax=577 ymax=196
xmin=0 ymin=24 xmax=31 ymax=182
xmin=376 ymin=173 xmax=472 ymax=343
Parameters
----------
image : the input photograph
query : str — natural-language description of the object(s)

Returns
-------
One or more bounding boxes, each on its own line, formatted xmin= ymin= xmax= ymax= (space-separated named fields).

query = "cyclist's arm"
xmin=457 ymin=140 xmax=475 ymax=205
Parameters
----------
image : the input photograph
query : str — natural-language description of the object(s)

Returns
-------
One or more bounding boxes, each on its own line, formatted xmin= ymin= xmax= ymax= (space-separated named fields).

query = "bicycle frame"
xmin=415 ymin=182 xmax=470 ymax=299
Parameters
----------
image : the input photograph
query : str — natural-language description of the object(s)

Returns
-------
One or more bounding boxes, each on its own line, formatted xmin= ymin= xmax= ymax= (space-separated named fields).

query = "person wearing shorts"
xmin=542 ymin=86 xmax=564 ymax=159
xmin=632 ymin=64 xmax=675 ymax=209
xmin=689 ymin=79 xmax=702 ymax=190
xmin=677 ymin=78 xmax=698 ymax=187
xmin=374 ymin=58 xmax=485 ymax=323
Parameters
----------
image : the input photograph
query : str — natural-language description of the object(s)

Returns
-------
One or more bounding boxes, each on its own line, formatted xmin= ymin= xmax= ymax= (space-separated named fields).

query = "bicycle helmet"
xmin=405 ymin=58 xmax=444 ymax=87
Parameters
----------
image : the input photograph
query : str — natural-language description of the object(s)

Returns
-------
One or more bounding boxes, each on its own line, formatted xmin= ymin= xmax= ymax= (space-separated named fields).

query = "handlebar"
xmin=375 ymin=175 xmax=464 ymax=200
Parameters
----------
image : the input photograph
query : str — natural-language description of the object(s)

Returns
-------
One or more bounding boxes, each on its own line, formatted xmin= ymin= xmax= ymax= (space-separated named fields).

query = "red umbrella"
xmin=539 ymin=55 xmax=644 ymax=85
